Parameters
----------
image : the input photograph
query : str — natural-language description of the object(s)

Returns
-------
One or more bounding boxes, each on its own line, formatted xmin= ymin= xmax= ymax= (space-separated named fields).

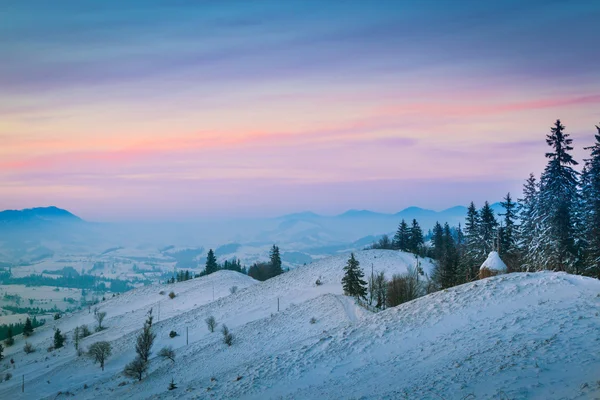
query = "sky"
xmin=1 ymin=0 xmax=599 ymax=221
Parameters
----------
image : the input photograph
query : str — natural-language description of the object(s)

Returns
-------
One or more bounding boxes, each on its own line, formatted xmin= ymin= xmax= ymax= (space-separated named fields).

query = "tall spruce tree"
xmin=461 ymin=202 xmax=482 ymax=281
xmin=537 ymin=120 xmax=579 ymax=272
xmin=430 ymin=222 xmax=443 ymax=260
xmin=581 ymin=124 xmax=600 ymax=277
xmin=432 ymin=223 xmax=458 ymax=289
xmin=341 ymin=253 xmax=367 ymax=299
xmin=23 ymin=317 xmax=34 ymax=337
xmin=205 ymin=249 xmax=219 ymax=275
xmin=479 ymin=201 xmax=498 ymax=255
xmin=393 ymin=220 xmax=410 ymax=251
xmin=408 ymin=219 xmax=424 ymax=255
xmin=517 ymin=173 xmax=541 ymax=271
xmin=499 ymin=193 xmax=518 ymax=270
xmin=269 ymin=245 xmax=283 ymax=276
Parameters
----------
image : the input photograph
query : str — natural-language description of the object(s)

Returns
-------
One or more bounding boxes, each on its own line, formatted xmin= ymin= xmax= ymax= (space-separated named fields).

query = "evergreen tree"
xmin=461 ymin=202 xmax=482 ymax=281
xmin=0 ymin=343 xmax=3 ymax=360
xmin=341 ymin=253 xmax=367 ymax=299
xmin=517 ymin=173 xmax=541 ymax=271
xmin=581 ymin=124 xmax=600 ymax=277
xmin=408 ymin=219 xmax=424 ymax=255
xmin=54 ymin=329 xmax=65 ymax=349
xmin=269 ymin=245 xmax=283 ymax=277
xmin=441 ymin=223 xmax=459 ymax=289
xmin=205 ymin=249 xmax=219 ymax=275
xmin=4 ymin=327 xmax=14 ymax=346
xmin=136 ymin=310 xmax=156 ymax=364
xmin=393 ymin=220 xmax=410 ymax=251
xmin=431 ymin=222 xmax=444 ymax=260
xmin=23 ymin=317 xmax=34 ymax=337
xmin=499 ymin=193 xmax=518 ymax=270
xmin=479 ymin=201 xmax=498 ymax=255
xmin=538 ymin=120 xmax=579 ymax=272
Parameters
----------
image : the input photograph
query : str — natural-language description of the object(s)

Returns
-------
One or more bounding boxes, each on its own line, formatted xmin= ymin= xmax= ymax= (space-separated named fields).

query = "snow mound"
xmin=479 ymin=251 xmax=508 ymax=273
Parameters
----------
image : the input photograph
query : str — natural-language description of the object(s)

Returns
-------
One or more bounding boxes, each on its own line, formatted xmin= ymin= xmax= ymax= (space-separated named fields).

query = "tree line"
xmin=167 ymin=245 xmax=284 ymax=283
xmin=421 ymin=120 xmax=600 ymax=289
xmin=346 ymin=120 xmax=600 ymax=304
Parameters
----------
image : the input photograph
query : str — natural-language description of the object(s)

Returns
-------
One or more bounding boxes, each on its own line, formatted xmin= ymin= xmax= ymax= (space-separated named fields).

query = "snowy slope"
xmin=2 ymin=251 xmax=598 ymax=400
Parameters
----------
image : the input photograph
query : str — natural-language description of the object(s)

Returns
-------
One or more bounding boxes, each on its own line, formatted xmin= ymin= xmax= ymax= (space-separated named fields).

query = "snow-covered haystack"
xmin=479 ymin=251 xmax=508 ymax=279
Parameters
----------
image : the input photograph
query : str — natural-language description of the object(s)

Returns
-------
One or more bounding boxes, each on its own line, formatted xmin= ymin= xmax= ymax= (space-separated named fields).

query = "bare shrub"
xmin=386 ymin=267 xmax=421 ymax=308
xmin=88 ymin=341 xmax=112 ymax=371
xmin=221 ymin=325 xmax=233 ymax=346
xmin=229 ymin=286 xmax=238 ymax=295
xmin=23 ymin=342 xmax=35 ymax=354
xmin=95 ymin=311 xmax=107 ymax=331
xmin=123 ymin=357 xmax=147 ymax=381
xmin=309 ymin=317 xmax=317 ymax=324
xmin=205 ymin=316 xmax=217 ymax=333
xmin=158 ymin=346 xmax=175 ymax=362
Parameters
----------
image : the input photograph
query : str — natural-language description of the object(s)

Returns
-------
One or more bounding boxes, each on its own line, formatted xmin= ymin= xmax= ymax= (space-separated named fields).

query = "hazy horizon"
xmin=2 ymin=1 xmax=599 ymax=220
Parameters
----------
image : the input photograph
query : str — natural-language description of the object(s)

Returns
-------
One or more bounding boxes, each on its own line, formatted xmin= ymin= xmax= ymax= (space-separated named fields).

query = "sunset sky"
xmin=1 ymin=0 xmax=599 ymax=221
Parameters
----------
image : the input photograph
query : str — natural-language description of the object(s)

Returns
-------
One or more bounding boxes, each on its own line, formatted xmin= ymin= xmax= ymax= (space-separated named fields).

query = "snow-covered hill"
xmin=1 ymin=250 xmax=598 ymax=399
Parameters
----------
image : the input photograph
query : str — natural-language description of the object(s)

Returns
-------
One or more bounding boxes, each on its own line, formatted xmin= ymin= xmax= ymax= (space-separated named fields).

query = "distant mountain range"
xmin=0 ymin=206 xmax=83 ymax=225
xmin=279 ymin=204 xmax=504 ymax=221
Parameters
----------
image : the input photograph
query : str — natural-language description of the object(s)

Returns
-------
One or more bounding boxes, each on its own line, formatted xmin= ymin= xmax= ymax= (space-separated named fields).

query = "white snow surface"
xmin=479 ymin=251 xmax=508 ymax=273
xmin=1 ymin=250 xmax=599 ymax=400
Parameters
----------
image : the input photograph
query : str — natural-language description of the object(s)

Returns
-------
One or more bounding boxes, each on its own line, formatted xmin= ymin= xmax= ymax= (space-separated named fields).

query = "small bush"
xmin=47 ymin=346 xmax=54 ymax=352
xmin=169 ymin=330 xmax=178 ymax=338
xmin=168 ymin=291 xmax=176 ymax=299
xmin=158 ymin=346 xmax=175 ymax=362
xmin=205 ymin=316 xmax=217 ymax=333
xmin=23 ymin=342 xmax=35 ymax=354
xmin=315 ymin=278 xmax=323 ymax=286
xmin=309 ymin=317 xmax=317 ymax=324
xmin=5 ymin=372 xmax=12 ymax=381
xmin=229 ymin=286 xmax=238 ymax=295
xmin=168 ymin=378 xmax=177 ymax=390
xmin=54 ymin=313 xmax=61 ymax=320
xmin=221 ymin=325 xmax=233 ymax=347
xmin=123 ymin=357 xmax=147 ymax=381
xmin=80 ymin=325 xmax=92 ymax=338
xmin=159 ymin=291 xmax=165 ymax=295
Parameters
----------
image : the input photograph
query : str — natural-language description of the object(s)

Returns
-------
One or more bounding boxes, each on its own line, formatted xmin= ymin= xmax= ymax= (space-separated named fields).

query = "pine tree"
xmin=408 ymin=219 xmax=424 ymax=255
xmin=479 ymin=201 xmax=498 ymax=255
xmin=205 ymin=249 xmax=219 ymax=275
xmin=54 ymin=329 xmax=65 ymax=349
xmin=4 ymin=327 xmax=14 ymax=346
xmin=499 ymin=193 xmax=518 ymax=270
xmin=517 ymin=174 xmax=541 ymax=271
xmin=23 ymin=317 xmax=34 ymax=337
xmin=341 ymin=253 xmax=367 ymax=299
xmin=431 ymin=222 xmax=444 ymax=260
xmin=269 ymin=245 xmax=283 ymax=277
xmin=393 ymin=220 xmax=410 ymax=251
xmin=538 ymin=119 xmax=579 ymax=272
xmin=441 ymin=223 xmax=458 ymax=288
xmin=581 ymin=124 xmax=600 ymax=277
xmin=461 ymin=202 xmax=482 ymax=281
xmin=136 ymin=310 xmax=156 ymax=364
xmin=0 ymin=343 xmax=3 ymax=360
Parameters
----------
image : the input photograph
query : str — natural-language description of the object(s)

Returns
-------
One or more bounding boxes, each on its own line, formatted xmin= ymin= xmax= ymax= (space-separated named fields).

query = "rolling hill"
xmin=0 ymin=250 xmax=598 ymax=399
